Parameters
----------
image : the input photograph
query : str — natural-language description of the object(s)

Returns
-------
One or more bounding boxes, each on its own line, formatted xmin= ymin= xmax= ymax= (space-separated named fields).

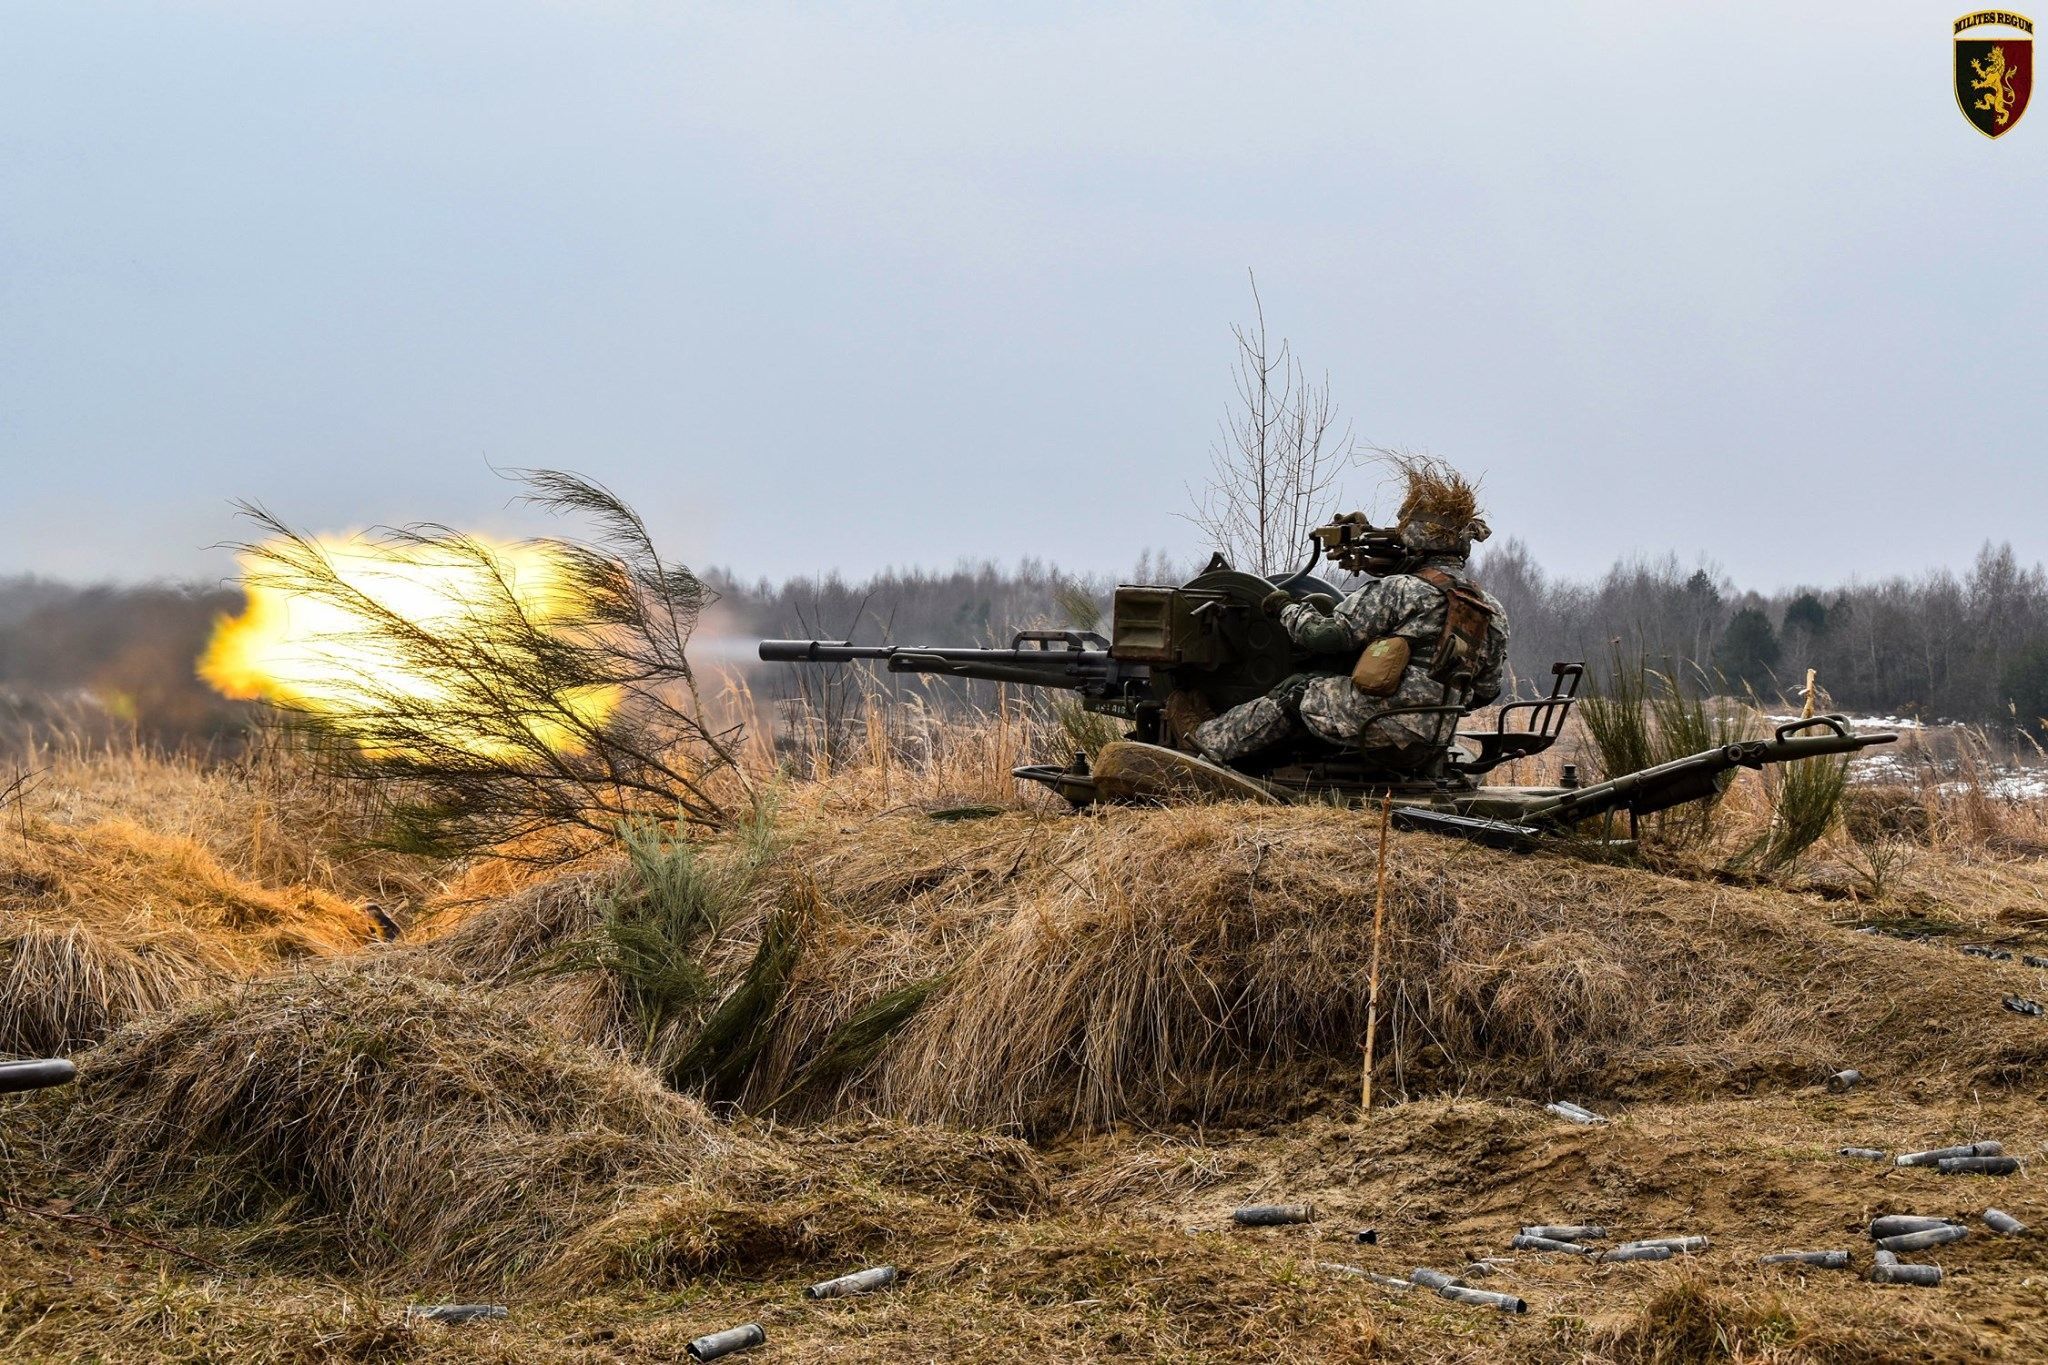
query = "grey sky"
xmin=2 ymin=2 xmax=2040 ymax=591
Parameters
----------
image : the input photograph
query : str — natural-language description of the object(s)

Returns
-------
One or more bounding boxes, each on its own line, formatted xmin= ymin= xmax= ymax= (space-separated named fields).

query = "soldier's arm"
xmin=1280 ymin=580 xmax=1405 ymax=655
xmin=1470 ymin=658 xmax=1505 ymax=708
xmin=1468 ymin=596 xmax=1510 ymax=707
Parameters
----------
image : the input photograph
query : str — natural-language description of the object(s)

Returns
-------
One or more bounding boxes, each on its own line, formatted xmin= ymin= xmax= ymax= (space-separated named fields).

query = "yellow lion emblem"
xmin=1971 ymin=45 xmax=2020 ymax=127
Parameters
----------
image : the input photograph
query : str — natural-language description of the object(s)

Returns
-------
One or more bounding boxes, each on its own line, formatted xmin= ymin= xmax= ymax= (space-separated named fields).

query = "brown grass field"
xmin=4 ymin=704 xmax=2048 ymax=1362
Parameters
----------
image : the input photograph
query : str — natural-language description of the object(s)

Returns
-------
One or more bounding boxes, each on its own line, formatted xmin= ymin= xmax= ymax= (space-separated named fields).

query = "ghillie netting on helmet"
xmin=202 ymin=469 xmax=744 ymax=859
xmin=1383 ymin=451 xmax=1490 ymax=559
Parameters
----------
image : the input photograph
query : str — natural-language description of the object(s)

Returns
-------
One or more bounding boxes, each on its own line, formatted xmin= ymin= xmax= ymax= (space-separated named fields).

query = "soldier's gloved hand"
xmin=1260 ymin=589 xmax=1293 ymax=617
xmin=1302 ymin=593 xmax=1337 ymax=615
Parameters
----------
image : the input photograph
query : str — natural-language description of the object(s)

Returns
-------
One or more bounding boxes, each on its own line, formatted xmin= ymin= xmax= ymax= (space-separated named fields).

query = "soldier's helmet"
xmin=1390 ymin=456 xmax=1490 ymax=560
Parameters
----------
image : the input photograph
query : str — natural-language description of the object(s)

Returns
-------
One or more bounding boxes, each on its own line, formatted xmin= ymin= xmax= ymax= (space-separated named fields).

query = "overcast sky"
xmin=2 ymin=2 xmax=2041 ymax=592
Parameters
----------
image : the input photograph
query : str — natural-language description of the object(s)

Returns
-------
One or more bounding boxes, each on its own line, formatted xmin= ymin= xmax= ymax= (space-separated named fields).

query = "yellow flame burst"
xmin=200 ymin=534 xmax=619 ymax=758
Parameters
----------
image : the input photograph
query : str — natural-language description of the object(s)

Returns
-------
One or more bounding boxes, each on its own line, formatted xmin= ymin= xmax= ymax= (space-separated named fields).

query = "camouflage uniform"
xmin=1191 ymin=553 xmax=1508 ymax=767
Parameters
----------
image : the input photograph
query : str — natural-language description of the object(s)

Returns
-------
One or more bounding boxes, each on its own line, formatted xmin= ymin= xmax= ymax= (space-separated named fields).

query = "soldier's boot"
xmin=1190 ymin=696 xmax=1293 ymax=765
xmin=1162 ymin=689 xmax=1217 ymax=752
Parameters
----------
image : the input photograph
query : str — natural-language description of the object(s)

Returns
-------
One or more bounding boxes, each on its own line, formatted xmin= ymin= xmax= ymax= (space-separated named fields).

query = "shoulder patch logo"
xmin=1956 ymin=11 xmax=2033 ymax=137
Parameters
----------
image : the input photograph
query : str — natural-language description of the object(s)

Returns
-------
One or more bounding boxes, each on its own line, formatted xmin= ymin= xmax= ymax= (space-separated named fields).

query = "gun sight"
xmin=1311 ymin=513 xmax=1407 ymax=576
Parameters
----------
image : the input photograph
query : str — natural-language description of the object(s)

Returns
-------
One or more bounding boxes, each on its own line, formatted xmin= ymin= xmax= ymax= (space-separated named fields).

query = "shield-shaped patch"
xmin=1955 ymin=11 xmax=2034 ymax=138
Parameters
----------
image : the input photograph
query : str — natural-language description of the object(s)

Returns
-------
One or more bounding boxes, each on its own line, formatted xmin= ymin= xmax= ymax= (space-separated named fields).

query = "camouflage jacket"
xmin=1277 ymin=556 xmax=1509 ymax=750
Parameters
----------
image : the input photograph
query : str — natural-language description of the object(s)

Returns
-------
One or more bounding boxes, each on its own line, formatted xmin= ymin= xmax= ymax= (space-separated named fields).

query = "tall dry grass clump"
xmin=40 ymin=967 xmax=759 ymax=1289
xmin=685 ymin=803 xmax=2048 ymax=1131
xmin=0 ymin=922 xmax=208 ymax=1057
xmin=1 ymin=815 xmax=372 ymax=1054
xmin=20 ymin=728 xmax=437 ymax=905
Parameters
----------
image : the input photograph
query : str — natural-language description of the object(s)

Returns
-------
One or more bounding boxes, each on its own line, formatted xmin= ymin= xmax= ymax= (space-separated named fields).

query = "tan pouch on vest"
xmin=1350 ymin=636 xmax=1410 ymax=696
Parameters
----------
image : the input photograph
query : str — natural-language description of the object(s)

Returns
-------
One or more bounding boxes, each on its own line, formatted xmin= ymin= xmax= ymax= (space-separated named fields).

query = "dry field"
xmin=4 ymin=710 xmax=2048 ymax=1362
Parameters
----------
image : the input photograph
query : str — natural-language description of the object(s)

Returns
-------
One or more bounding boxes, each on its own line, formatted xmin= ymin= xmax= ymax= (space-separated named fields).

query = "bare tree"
xmin=1186 ymin=272 xmax=1358 ymax=575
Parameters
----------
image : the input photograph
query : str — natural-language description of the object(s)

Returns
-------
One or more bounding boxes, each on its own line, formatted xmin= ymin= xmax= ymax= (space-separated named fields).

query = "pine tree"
xmin=1716 ymin=607 xmax=1782 ymax=694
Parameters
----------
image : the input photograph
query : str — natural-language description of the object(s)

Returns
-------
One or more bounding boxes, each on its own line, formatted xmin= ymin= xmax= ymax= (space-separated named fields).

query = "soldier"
xmin=1186 ymin=462 xmax=1508 ymax=772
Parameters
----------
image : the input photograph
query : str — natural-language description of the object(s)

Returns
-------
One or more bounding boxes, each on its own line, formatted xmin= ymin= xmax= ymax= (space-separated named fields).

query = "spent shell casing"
xmin=1759 ymin=1251 xmax=1850 ymax=1268
xmin=1896 ymin=1141 xmax=2002 ymax=1167
xmin=686 ymin=1324 xmax=765 ymax=1361
xmin=1544 ymin=1102 xmax=1607 ymax=1124
xmin=1874 ymin=1249 xmax=1898 ymax=1266
xmin=1875 ymin=1225 xmax=1968 ymax=1253
xmin=1352 ymin=1227 xmax=1378 ymax=1244
xmin=1511 ymin=1234 xmax=1589 ymax=1254
xmin=805 ymin=1265 xmax=898 ymax=1299
xmin=1318 ymin=1263 xmax=1411 ymax=1292
xmin=1983 ymin=1208 xmax=2028 ymax=1235
xmin=1838 ymin=1147 xmax=1887 ymax=1160
xmin=1232 ymin=1203 xmax=1315 ymax=1226
xmin=1597 ymin=1244 xmax=1673 ymax=1263
xmin=1408 ymin=1267 xmax=1462 ymax=1290
xmin=1827 ymin=1069 xmax=1863 ymax=1091
xmin=407 ymin=1305 xmax=507 ymax=1325
xmin=1870 ymin=1263 xmax=1942 ymax=1288
xmin=1938 ymin=1156 xmax=2020 ymax=1176
xmin=1618 ymin=1236 xmax=1708 ymax=1254
xmin=1522 ymin=1224 xmax=1606 ymax=1241
xmin=1875 ymin=1219 xmax=1949 ymax=1244
xmin=1436 ymin=1284 xmax=1527 ymax=1313
xmin=1868 ymin=1215 xmax=1955 ymax=1239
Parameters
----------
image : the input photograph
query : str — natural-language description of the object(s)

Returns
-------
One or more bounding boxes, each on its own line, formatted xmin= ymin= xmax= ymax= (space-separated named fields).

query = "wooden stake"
xmin=1362 ymin=795 xmax=1392 ymax=1118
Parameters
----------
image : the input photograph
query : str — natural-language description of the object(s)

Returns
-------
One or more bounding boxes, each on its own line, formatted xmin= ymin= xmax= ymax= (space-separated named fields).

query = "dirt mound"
xmin=38 ymin=967 xmax=753 ymax=1288
xmin=701 ymin=804 xmax=2048 ymax=1132
xmin=1 ymin=818 xmax=373 ymax=1054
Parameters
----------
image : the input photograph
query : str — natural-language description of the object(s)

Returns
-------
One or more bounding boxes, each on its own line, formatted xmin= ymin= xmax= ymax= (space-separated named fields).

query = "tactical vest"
xmin=1349 ymin=568 xmax=1495 ymax=696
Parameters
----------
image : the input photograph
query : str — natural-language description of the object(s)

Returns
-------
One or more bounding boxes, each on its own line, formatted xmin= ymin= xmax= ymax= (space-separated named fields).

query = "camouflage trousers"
xmin=1189 ymin=671 xmax=1335 ymax=763
xmin=1191 ymin=670 xmax=1439 ymax=773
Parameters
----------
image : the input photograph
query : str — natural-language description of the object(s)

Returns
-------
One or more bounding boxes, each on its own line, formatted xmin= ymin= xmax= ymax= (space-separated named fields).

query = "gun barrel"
xmin=758 ymin=635 xmax=1140 ymax=697
xmin=1521 ymin=717 xmax=1897 ymax=828
xmin=758 ymin=640 xmax=894 ymax=663
xmin=0 ymin=1058 xmax=76 ymax=1093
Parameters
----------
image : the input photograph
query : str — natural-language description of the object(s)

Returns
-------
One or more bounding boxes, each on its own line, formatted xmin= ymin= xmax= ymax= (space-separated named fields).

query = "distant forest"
xmin=5 ymin=537 xmax=2046 ymax=750
xmin=716 ymin=537 xmax=2048 ymax=734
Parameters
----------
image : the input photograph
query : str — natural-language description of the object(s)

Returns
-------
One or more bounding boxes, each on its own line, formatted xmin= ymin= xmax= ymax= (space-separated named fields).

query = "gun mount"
xmin=759 ymin=530 xmax=1898 ymax=847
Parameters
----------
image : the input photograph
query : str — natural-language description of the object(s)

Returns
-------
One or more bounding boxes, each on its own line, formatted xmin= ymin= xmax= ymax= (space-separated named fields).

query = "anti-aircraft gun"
xmin=759 ymin=515 xmax=1897 ymax=848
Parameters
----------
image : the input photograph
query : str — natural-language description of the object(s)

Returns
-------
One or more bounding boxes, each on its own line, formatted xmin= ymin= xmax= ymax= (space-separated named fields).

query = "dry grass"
xmin=32 ymin=966 xmax=753 ymax=1288
xmin=768 ymin=804 xmax=2048 ymax=1129
xmin=1 ymin=815 xmax=373 ymax=1054
xmin=4 ymin=719 xmax=2047 ymax=1361
xmin=17 ymin=728 xmax=438 ymax=904
xmin=0 ymin=920 xmax=213 ymax=1058
xmin=408 ymin=792 xmax=2048 ymax=1136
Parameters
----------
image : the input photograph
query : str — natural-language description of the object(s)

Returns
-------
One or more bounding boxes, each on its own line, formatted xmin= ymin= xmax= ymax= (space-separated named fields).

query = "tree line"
xmin=720 ymin=540 xmax=2048 ymax=737
xmin=1475 ymin=539 xmax=2048 ymax=730
xmin=7 ymin=534 xmax=2045 ymax=752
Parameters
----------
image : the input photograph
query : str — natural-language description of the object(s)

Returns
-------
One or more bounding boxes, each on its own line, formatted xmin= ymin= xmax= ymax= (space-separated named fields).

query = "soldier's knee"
xmin=1192 ymin=697 xmax=1293 ymax=763
xmin=1269 ymin=671 xmax=1334 ymax=717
